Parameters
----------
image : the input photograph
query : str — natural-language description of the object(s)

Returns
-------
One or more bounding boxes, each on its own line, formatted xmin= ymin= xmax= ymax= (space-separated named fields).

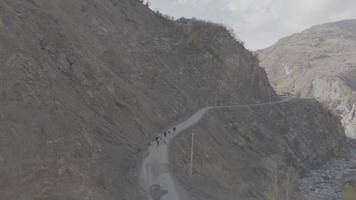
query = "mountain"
xmin=257 ymin=19 xmax=356 ymax=138
xmin=0 ymin=1 xmax=349 ymax=200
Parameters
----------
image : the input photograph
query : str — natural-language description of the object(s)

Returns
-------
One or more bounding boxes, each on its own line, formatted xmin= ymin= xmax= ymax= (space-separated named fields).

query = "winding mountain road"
xmin=139 ymin=96 xmax=295 ymax=200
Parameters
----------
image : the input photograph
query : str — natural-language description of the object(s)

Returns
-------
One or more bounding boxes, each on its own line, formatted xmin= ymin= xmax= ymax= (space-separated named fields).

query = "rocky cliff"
xmin=0 ymin=0 xmax=349 ymax=200
xmin=257 ymin=19 xmax=356 ymax=138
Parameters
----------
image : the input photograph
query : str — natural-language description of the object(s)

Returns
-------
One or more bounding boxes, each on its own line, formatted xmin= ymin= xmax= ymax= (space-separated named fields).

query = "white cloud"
xmin=149 ymin=0 xmax=356 ymax=50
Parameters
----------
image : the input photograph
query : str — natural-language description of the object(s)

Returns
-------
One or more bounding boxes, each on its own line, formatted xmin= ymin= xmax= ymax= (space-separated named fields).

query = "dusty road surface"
xmin=139 ymin=97 xmax=294 ymax=200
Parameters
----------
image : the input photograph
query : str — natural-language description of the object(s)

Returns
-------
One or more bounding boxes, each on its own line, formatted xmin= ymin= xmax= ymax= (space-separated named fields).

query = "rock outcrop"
xmin=257 ymin=19 xmax=356 ymax=138
xmin=0 ymin=1 xmax=349 ymax=200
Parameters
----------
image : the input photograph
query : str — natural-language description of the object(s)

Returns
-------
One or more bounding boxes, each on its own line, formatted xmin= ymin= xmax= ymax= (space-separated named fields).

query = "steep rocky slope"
xmin=0 ymin=0 xmax=276 ymax=199
xmin=0 ymin=0 xmax=349 ymax=200
xmin=257 ymin=19 xmax=356 ymax=138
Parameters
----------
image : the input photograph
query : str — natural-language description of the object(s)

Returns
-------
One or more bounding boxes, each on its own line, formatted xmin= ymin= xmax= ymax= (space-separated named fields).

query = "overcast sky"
xmin=148 ymin=0 xmax=356 ymax=50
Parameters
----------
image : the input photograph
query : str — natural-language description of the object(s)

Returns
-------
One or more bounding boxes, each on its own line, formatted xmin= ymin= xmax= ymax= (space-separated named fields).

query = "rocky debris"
xmin=296 ymin=147 xmax=356 ymax=200
xmin=257 ymin=19 xmax=356 ymax=138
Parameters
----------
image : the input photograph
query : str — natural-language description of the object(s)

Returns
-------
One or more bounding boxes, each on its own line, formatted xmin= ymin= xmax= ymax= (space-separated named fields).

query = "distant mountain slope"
xmin=258 ymin=19 xmax=356 ymax=138
xmin=0 ymin=1 xmax=349 ymax=200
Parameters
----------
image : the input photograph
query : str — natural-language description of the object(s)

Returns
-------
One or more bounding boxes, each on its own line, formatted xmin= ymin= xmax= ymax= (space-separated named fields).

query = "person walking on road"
xmin=161 ymin=133 xmax=167 ymax=144
xmin=155 ymin=136 xmax=159 ymax=146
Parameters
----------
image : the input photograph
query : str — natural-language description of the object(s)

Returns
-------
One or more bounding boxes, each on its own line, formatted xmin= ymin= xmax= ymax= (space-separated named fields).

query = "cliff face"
xmin=0 ymin=0 xmax=349 ymax=200
xmin=257 ymin=19 xmax=356 ymax=138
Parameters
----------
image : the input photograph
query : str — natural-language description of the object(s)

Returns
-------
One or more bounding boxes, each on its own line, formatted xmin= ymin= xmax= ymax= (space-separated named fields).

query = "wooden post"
xmin=286 ymin=166 xmax=290 ymax=200
xmin=1 ymin=73 xmax=5 ymax=102
xmin=189 ymin=130 xmax=195 ymax=176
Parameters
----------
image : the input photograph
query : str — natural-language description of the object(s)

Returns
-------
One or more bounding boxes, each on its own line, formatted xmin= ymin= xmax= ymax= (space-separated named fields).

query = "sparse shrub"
xmin=295 ymin=91 xmax=302 ymax=97
xmin=234 ymin=126 xmax=251 ymax=148
xmin=266 ymin=188 xmax=277 ymax=200
xmin=237 ymin=135 xmax=247 ymax=147
xmin=138 ymin=0 xmax=174 ymax=20
xmin=227 ymin=27 xmax=245 ymax=46
xmin=138 ymin=0 xmax=150 ymax=8
xmin=153 ymin=10 xmax=174 ymax=21
xmin=189 ymin=32 xmax=205 ymax=49
xmin=154 ymin=10 xmax=162 ymax=16
xmin=240 ymin=40 xmax=245 ymax=47
xmin=342 ymin=182 xmax=356 ymax=200
xmin=163 ymin=14 xmax=174 ymax=21
xmin=177 ymin=17 xmax=245 ymax=47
